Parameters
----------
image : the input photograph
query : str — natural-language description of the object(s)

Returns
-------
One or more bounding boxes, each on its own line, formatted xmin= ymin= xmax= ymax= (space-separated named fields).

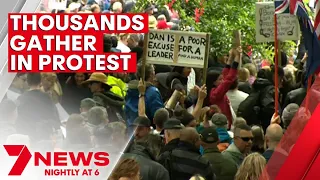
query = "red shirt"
xmin=209 ymin=67 xmax=238 ymax=129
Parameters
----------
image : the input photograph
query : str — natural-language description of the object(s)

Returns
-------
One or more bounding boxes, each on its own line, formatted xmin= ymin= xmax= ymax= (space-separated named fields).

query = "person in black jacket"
xmin=158 ymin=118 xmax=182 ymax=154
xmin=16 ymin=73 xmax=61 ymax=142
xmin=121 ymin=134 xmax=169 ymax=180
xmin=252 ymin=67 xmax=284 ymax=131
xmin=159 ymin=127 xmax=215 ymax=180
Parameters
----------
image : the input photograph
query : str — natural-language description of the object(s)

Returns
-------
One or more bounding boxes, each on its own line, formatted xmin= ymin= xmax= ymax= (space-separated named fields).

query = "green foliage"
xmin=133 ymin=0 xmax=301 ymax=61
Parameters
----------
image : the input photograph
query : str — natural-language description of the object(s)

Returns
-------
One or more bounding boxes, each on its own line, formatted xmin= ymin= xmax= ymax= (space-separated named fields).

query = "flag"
xmin=289 ymin=0 xmax=320 ymax=78
xmin=315 ymin=0 xmax=320 ymax=40
xmin=275 ymin=0 xmax=290 ymax=14
xmin=276 ymin=0 xmax=320 ymax=78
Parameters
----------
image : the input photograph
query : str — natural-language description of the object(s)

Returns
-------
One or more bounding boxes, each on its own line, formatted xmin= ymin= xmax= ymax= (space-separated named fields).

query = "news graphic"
xmin=4 ymin=145 xmax=108 ymax=176
xmin=0 ymin=12 xmax=149 ymax=180
xmin=7 ymin=13 xmax=148 ymax=72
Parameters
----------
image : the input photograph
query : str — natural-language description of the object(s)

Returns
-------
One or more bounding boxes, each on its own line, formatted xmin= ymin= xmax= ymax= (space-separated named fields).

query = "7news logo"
xmin=3 ymin=145 xmax=110 ymax=177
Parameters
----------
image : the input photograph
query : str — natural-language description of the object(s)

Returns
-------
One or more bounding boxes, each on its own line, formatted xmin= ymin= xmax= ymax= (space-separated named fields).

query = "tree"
xmin=133 ymin=0 xmax=301 ymax=62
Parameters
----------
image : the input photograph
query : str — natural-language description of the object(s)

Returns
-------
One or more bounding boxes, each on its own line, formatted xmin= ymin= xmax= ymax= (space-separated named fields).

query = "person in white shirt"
xmin=227 ymin=79 xmax=249 ymax=114
xmin=116 ymin=33 xmax=131 ymax=53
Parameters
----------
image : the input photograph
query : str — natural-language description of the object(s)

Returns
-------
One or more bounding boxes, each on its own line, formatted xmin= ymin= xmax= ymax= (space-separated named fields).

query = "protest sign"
xmin=255 ymin=2 xmax=300 ymax=43
xmin=145 ymin=30 xmax=210 ymax=68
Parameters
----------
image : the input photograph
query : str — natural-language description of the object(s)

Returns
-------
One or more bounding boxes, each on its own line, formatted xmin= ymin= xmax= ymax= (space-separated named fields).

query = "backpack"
xmin=237 ymin=85 xmax=274 ymax=126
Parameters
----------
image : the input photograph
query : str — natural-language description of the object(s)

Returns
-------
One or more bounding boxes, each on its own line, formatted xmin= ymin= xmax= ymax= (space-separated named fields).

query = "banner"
xmin=145 ymin=29 xmax=209 ymax=68
xmin=256 ymin=2 xmax=300 ymax=43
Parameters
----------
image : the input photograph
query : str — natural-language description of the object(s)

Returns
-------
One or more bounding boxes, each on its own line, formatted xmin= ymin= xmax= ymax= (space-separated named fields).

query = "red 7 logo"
xmin=3 ymin=145 xmax=32 ymax=176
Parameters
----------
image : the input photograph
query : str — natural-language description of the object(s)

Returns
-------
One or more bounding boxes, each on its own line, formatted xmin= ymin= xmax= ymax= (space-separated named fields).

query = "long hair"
xmin=66 ymin=73 xmax=89 ymax=86
xmin=204 ymin=71 xmax=221 ymax=106
xmin=109 ymin=158 xmax=140 ymax=180
xmin=235 ymin=153 xmax=269 ymax=180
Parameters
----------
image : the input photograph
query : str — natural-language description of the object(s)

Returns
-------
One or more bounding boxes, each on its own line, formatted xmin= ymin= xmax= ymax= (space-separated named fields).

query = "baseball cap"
xmin=211 ymin=113 xmax=228 ymax=126
xmin=200 ymin=127 xmax=219 ymax=143
xmin=163 ymin=118 xmax=182 ymax=130
xmin=132 ymin=116 xmax=151 ymax=127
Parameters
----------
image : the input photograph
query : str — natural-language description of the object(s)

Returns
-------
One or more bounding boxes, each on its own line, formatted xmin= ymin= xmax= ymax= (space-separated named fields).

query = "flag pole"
xmin=305 ymin=76 xmax=312 ymax=111
xmin=274 ymin=13 xmax=279 ymax=116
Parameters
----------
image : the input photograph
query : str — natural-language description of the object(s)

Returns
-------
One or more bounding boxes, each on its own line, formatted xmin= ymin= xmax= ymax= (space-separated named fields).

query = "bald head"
xmin=180 ymin=127 xmax=199 ymax=144
xmin=266 ymin=124 xmax=283 ymax=143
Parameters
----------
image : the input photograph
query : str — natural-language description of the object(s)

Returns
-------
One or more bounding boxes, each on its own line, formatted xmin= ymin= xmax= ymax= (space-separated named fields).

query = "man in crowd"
xmin=87 ymin=106 xmax=108 ymax=134
xmin=126 ymin=63 xmax=164 ymax=135
xmin=263 ymin=123 xmax=284 ymax=162
xmin=122 ymin=134 xmax=170 ymax=180
xmin=153 ymin=108 xmax=170 ymax=135
xmin=201 ymin=127 xmax=237 ymax=180
xmin=159 ymin=118 xmax=182 ymax=155
xmin=223 ymin=124 xmax=253 ymax=167
xmin=16 ymin=73 xmax=60 ymax=142
xmin=133 ymin=116 xmax=152 ymax=141
xmin=161 ymin=127 xmax=215 ymax=180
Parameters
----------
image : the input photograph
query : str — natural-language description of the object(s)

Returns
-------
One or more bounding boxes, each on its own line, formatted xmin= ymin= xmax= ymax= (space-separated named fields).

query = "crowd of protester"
xmin=0 ymin=0 xmax=314 ymax=180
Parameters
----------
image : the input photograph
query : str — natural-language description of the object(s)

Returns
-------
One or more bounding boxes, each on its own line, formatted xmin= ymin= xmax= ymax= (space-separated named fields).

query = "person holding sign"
xmin=166 ymin=66 xmax=197 ymax=109
xmin=206 ymin=47 xmax=242 ymax=130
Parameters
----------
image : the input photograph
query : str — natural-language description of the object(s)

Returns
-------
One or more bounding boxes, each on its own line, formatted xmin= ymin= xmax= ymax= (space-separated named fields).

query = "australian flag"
xmin=275 ymin=0 xmax=320 ymax=78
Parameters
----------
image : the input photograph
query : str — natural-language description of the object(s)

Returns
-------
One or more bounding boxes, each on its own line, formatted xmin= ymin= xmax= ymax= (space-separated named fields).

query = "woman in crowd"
xmin=109 ymin=158 xmax=140 ymax=180
xmin=235 ymin=153 xmax=269 ymax=180
xmin=206 ymin=47 xmax=242 ymax=129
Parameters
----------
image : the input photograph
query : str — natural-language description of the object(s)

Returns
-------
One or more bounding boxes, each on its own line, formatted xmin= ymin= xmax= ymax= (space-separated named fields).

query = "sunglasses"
xmin=236 ymin=136 xmax=254 ymax=142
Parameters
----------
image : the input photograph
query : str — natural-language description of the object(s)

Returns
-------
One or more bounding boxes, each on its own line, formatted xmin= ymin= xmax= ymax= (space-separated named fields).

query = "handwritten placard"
xmin=146 ymin=30 xmax=209 ymax=68
xmin=256 ymin=2 xmax=300 ymax=43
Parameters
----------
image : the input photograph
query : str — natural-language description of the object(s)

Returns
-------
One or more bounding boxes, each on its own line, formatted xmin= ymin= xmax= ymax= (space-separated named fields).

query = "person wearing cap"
xmin=211 ymin=113 xmax=233 ymax=152
xmin=200 ymin=127 xmax=237 ymax=180
xmin=157 ymin=118 xmax=182 ymax=170
xmin=145 ymin=3 xmax=155 ymax=15
xmin=159 ymin=118 xmax=182 ymax=151
xmin=160 ymin=127 xmax=215 ymax=180
xmin=222 ymin=124 xmax=253 ymax=167
xmin=132 ymin=116 xmax=151 ymax=140
xmin=83 ymin=73 xmax=125 ymax=122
